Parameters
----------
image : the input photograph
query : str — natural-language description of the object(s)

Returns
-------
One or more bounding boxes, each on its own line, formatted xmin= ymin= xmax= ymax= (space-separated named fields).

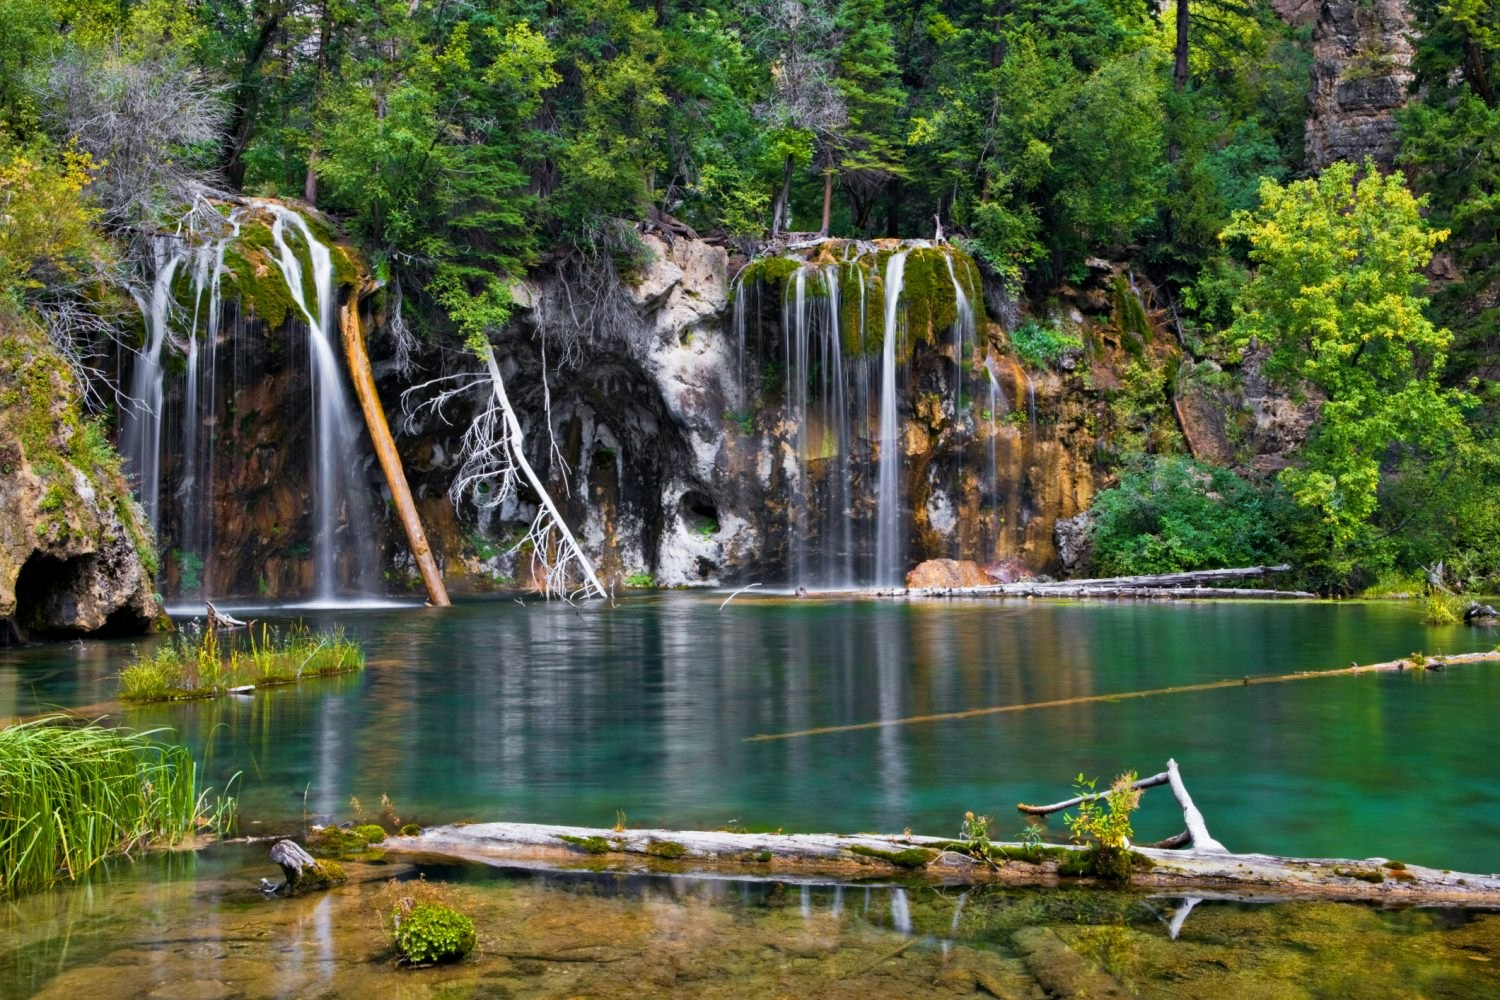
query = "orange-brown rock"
xmin=905 ymin=559 xmax=992 ymax=590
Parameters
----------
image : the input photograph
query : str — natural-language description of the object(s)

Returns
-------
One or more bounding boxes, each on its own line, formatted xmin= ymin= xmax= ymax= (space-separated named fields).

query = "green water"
xmin=3 ymin=595 xmax=1497 ymax=871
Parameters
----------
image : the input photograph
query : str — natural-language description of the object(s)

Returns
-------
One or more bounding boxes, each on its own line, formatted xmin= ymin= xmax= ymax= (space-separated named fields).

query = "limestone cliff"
xmin=0 ymin=314 xmax=161 ymax=641
xmin=1303 ymin=0 xmax=1416 ymax=168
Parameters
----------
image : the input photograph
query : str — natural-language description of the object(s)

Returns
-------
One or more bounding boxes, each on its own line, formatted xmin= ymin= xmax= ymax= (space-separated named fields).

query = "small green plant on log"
xmin=1064 ymin=771 xmax=1142 ymax=881
xmin=958 ymin=810 xmax=994 ymax=862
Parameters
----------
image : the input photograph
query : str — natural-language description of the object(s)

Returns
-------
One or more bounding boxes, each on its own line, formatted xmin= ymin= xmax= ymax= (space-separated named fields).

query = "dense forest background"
xmin=1 ymin=0 xmax=1497 ymax=595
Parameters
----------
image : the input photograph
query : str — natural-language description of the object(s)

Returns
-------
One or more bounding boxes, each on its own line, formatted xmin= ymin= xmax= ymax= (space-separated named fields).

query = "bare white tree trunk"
xmin=475 ymin=344 xmax=605 ymax=600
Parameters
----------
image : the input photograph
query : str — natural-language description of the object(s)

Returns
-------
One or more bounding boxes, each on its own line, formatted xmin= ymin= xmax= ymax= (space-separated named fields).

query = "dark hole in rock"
xmin=15 ymin=553 xmax=85 ymax=637
xmin=679 ymin=490 xmax=719 ymax=535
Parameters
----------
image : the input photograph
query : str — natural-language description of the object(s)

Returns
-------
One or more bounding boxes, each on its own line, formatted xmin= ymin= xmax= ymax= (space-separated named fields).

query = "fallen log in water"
xmin=383 ymin=759 xmax=1500 ymax=905
xmin=382 ymin=820 xmax=1500 ymax=904
xmin=895 ymin=564 xmax=1312 ymax=599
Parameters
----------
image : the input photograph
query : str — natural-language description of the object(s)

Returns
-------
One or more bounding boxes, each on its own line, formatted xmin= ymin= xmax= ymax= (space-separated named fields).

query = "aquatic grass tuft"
xmin=0 ymin=717 xmax=234 ymax=897
xmin=1421 ymin=592 xmax=1466 ymax=626
xmin=120 ymin=621 xmax=365 ymax=703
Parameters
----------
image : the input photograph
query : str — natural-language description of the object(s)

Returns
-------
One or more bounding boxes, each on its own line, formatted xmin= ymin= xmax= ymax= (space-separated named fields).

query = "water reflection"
xmin=3 ymin=847 xmax=1498 ymax=999
xmin=3 ymin=595 xmax=1498 ymax=870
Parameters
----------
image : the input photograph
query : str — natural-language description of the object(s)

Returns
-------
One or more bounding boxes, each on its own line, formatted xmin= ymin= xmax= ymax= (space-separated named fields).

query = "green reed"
xmin=120 ymin=621 xmax=364 ymax=703
xmin=0 ymin=717 xmax=234 ymax=896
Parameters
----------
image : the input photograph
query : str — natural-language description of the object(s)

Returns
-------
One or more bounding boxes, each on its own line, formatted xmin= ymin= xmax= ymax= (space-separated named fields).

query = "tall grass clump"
xmin=120 ymin=621 xmax=365 ymax=703
xmin=1422 ymin=592 xmax=1466 ymax=625
xmin=0 ymin=717 xmax=233 ymax=896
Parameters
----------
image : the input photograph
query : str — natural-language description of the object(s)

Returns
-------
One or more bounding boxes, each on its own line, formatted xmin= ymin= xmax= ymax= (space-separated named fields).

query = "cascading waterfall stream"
xmin=120 ymin=202 xmax=380 ymax=602
xmin=732 ymin=240 xmax=984 ymax=589
xmin=263 ymin=205 xmax=380 ymax=602
xmin=874 ymin=251 xmax=908 ymax=588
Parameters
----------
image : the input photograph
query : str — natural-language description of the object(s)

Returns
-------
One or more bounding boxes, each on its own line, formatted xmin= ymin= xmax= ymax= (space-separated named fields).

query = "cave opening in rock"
xmin=679 ymin=490 xmax=720 ymax=535
xmin=14 ymin=553 xmax=81 ymax=638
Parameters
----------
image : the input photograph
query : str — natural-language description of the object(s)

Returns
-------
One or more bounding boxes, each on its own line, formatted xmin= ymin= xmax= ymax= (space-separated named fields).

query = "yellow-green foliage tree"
xmin=1223 ymin=160 xmax=1471 ymax=587
xmin=0 ymin=137 xmax=105 ymax=302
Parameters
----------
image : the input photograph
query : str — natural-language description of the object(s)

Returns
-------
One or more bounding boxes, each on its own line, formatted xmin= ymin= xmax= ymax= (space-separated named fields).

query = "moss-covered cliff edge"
xmin=0 ymin=312 xmax=161 ymax=641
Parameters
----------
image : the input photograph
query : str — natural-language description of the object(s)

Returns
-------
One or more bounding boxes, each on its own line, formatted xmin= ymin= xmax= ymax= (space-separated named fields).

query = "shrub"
xmin=1087 ymin=455 xmax=1287 ymax=575
xmin=392 ymin=903 xmax=476 ymax=966
xmin=1007 ymin=320 xmax=1083 ymax=369
xmin=1064 ymin=771 xmax=1142 ymax=883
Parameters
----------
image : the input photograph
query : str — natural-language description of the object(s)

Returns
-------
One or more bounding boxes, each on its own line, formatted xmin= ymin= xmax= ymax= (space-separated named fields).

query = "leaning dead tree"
xmin=340 ymin=295 xmax=450 ymax=607
xmin=404 ymin=341 xmax=605 ymax=601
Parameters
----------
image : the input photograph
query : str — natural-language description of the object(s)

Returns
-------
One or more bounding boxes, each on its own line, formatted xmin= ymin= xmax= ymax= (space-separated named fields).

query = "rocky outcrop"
xmin=0 ymin=318 xmax=161 ymax=641
xmin=1304 ymin=0 xmax=1416 ymax=168
xmin=1173 ymin=353 xmax=1321 ymax=477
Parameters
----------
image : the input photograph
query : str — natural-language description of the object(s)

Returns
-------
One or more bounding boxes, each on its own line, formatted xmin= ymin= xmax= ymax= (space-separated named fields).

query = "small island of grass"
xmin=120 ymin=622 xmax=365 ymax=703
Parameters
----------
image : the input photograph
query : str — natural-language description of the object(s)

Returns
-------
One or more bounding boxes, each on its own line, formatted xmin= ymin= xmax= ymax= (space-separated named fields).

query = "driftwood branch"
xmin=205 ymin=601 xmax=246 ymax=629
xmin=1018 ymin=761 xmax=1226 ymax=853
xmin=1168 ymin=758 xmax=1226 ymax=852
xmin=1018 ymin=771 xmax=1170 ymax=815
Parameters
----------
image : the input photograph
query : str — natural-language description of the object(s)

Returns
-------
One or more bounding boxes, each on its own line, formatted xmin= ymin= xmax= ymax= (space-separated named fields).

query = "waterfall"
xmin=874 ymin=251 xmax=908 ymax=587
xmin=733 ymin=241 xmax=995 ymax=589
xmin=122 ymin=240 xmax=183 ymax=532
xmin=263 ymin=204 xmax=380 ymax=602
xmin=119 ymin=202 xmax=379 ymax=602
xmin=944 ymin=253 xmax=975 ymax=414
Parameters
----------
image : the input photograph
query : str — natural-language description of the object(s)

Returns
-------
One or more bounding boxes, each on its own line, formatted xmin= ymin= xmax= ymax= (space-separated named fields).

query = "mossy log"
xmin=384 ymin=820 xmax=1500 ymax=905
xmin=266 ymin=838 xmax=346 ymax=895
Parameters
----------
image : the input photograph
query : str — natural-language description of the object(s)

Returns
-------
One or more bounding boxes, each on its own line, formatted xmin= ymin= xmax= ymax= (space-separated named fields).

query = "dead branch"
xmin=1018 ymin=771 xmax=1170 ymax=815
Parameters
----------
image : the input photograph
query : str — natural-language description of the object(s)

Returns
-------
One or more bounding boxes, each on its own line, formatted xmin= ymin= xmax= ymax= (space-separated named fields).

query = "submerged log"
xmin=339 ymin=296 xmax=450 ymax=608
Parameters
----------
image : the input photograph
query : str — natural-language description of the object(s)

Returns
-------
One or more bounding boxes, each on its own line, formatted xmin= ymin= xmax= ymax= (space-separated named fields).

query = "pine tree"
xmin=828 ymin=0 xmax=907 ymax=233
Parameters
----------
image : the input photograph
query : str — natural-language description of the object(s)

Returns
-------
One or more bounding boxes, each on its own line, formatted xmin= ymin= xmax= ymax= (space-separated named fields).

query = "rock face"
xmin=390 ymin=236 xmax=1110 ymax=590
xmin=0 ymin=319 xmax=160 ymax=641
xmin=1304 ymin=0 xmax=1416 ymax=169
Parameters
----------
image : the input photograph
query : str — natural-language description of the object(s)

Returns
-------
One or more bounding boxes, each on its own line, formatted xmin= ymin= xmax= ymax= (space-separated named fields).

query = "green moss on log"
xmin=646 ymin=839 xmax=688 ymax=859
xmin=848 ymin=844 xmax=938 ymax=869
xmin=560 ymin=834 xmax=613 ymax=855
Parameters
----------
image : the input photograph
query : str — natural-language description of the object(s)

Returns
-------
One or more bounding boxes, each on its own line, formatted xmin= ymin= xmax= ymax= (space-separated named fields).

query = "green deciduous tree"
xmin=1223 ymin=160 xmax=1471 ymax=587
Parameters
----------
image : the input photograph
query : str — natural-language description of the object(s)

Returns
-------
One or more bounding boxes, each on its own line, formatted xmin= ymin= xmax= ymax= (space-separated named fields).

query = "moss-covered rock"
xmin=392 ymin=902 xmax=477 ymax=966
xmin=289 ymin=858 xmax=346 ymax=893
xmin=0 ymin=312 xmax=160 ymax=640
xmin=353 ymin=823 xmax=388 ymax=845
xmin=307 ymin=825 xmax=374 ymax=859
